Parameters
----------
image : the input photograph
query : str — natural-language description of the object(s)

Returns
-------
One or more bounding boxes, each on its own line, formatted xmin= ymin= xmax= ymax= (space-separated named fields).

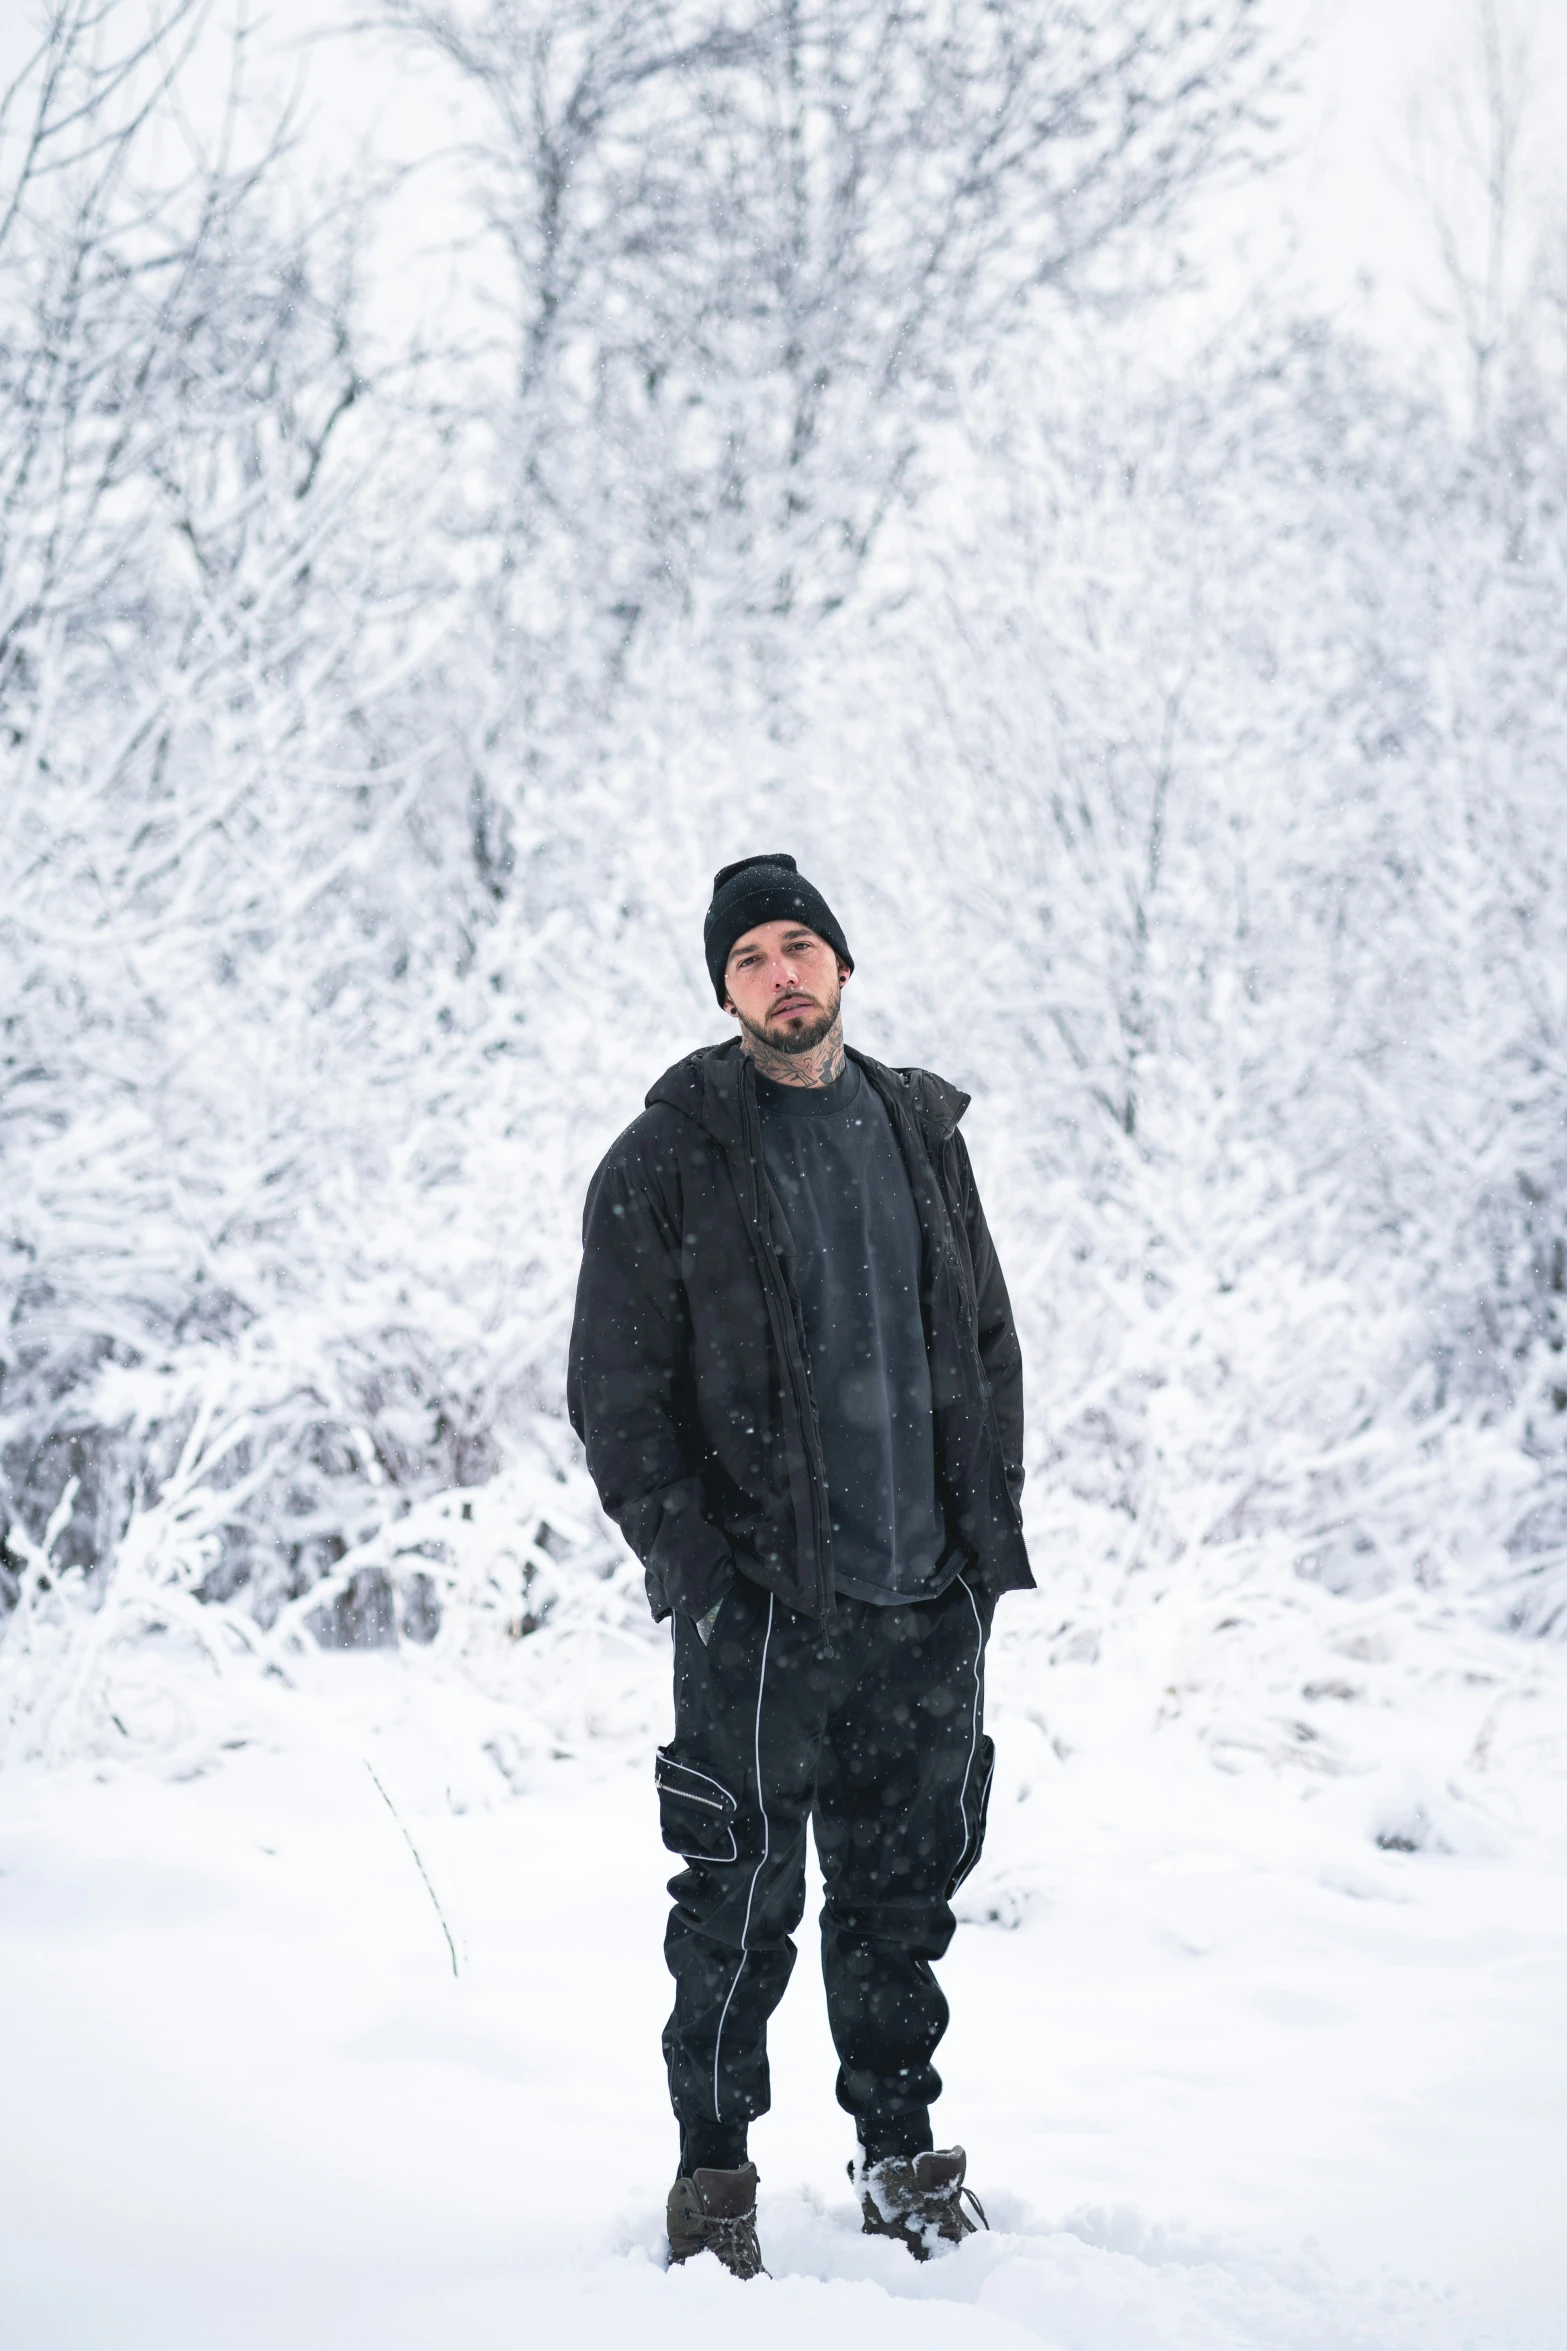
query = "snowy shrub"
xmin=3 ymin=0 xmax=1566 ymax=1778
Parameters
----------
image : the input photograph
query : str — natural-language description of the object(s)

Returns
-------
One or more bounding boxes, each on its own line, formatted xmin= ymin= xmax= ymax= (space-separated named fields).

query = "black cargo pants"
xmin=657 ymin=1570 xmax=995 ymax=2166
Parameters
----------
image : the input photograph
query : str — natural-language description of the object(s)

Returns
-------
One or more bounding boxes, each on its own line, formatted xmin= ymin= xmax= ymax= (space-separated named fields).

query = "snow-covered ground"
xmin=4 ymin=1608 xmax=1566 ymax=2351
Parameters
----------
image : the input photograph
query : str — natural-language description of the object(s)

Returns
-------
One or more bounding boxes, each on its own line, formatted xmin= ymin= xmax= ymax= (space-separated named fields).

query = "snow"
xmin=5 ymin=1622 xmax=1565 ymax=2351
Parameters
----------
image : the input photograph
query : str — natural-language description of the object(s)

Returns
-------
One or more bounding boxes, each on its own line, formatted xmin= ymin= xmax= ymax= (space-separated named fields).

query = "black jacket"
xmin=567 ymin=1040 xmax=1034 ymax=1622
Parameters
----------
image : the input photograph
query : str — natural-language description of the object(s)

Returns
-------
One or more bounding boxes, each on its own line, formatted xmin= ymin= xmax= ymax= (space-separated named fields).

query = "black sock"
xmin=859 ymin=2111 xmax=935 ymax=2165
xmin=680 ymin=2120 xmax=750 ymax=2175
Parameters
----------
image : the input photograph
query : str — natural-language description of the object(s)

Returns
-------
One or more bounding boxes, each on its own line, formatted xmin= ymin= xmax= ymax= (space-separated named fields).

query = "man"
xmin=568 ymin=853 xmax=1033 ymax=2278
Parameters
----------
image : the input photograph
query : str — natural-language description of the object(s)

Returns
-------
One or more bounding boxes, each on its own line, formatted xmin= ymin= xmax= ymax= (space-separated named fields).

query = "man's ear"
xmin=837 ymin=960 xmax=851 ymax=984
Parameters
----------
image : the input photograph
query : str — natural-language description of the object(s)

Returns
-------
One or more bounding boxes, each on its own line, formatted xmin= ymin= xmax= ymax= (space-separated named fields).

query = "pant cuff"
xmin=857 ymin=2110 xmax=935 ymax=2164
xmin=679 ymin=2119 xmax=751 ymax=2174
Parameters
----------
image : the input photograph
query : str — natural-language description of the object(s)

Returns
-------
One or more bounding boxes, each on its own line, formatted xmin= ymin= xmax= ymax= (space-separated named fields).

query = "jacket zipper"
xmin=936 ymin=1137 xmax=1025 ymax=1536
xmin=736 ymin=1059 xmax=835 ymax=1616
xmin=878 ymin=1072 xmax=1023 ymax=1542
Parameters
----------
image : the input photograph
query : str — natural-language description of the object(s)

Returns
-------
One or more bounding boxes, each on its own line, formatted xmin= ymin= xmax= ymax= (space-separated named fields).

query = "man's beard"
xmin=738 ymin=985 xmax=840 ymax=1057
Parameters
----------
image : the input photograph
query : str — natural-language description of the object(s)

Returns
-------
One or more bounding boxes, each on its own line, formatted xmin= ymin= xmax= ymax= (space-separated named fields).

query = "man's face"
xmin=723 ymin=920 xmax=847 ymax=1054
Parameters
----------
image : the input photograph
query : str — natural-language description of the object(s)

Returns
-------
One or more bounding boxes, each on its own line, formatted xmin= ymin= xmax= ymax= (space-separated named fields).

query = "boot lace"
xmin=701 ymin=2210 xmax=765 ymax=2278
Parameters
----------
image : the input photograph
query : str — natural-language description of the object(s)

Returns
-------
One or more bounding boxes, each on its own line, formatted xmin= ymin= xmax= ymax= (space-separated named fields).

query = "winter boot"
xmin=855 ymin=2146 xmax=988 ymax=2261
xmin=666 ymin=2162 xmax=766 ymax=2279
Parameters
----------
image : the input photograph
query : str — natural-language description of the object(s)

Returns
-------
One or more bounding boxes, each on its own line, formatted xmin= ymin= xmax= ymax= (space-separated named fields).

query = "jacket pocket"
xmin=656 ymin=1747 xmax=739 ymax=1864
xmin=948 ymin=1734 xmax=996 ymax=1896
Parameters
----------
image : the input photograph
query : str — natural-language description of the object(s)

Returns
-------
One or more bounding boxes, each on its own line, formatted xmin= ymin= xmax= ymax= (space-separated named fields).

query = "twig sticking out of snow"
xmin=362 ymin=1757 xmax=459 ymax=1979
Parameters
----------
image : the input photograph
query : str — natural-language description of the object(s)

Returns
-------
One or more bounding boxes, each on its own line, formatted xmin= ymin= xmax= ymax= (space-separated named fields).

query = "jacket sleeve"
xmin=949 ymin=1131 xmax=1026 ymax=1510
xmin=567 ymin=1143 xmax=736 ymax=1623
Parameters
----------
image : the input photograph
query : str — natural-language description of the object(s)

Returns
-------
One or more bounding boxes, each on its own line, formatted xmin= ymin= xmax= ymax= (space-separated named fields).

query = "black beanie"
xmin=703 ymin=854 xmax=853 ymax=1006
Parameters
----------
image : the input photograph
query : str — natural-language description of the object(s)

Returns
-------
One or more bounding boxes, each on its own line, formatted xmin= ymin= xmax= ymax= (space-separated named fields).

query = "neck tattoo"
xmin=740 ymin=1015 xmax=847 ymax=1090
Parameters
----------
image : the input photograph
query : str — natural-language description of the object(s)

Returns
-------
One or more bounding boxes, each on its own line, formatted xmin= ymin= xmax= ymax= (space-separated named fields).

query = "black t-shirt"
xmin=755 ymin=1061 xmax=951 ymax=1603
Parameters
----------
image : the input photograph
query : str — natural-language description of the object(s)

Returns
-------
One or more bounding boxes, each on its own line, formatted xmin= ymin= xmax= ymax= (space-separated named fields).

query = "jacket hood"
xmin=645 ymin=1039 xmax=970 ymax=1145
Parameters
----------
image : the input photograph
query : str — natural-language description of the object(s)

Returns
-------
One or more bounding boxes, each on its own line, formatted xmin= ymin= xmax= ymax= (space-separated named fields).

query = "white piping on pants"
xmin=954 ymin=1575 xmax=984 ymax=1880
xmin=712 ymin=1590 xmax=775 ymax=2123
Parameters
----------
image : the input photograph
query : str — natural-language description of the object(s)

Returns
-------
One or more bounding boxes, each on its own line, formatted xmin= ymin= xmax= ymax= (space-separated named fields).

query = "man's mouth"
xmin=770 ymin=996 xmax=817 ymax=1019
